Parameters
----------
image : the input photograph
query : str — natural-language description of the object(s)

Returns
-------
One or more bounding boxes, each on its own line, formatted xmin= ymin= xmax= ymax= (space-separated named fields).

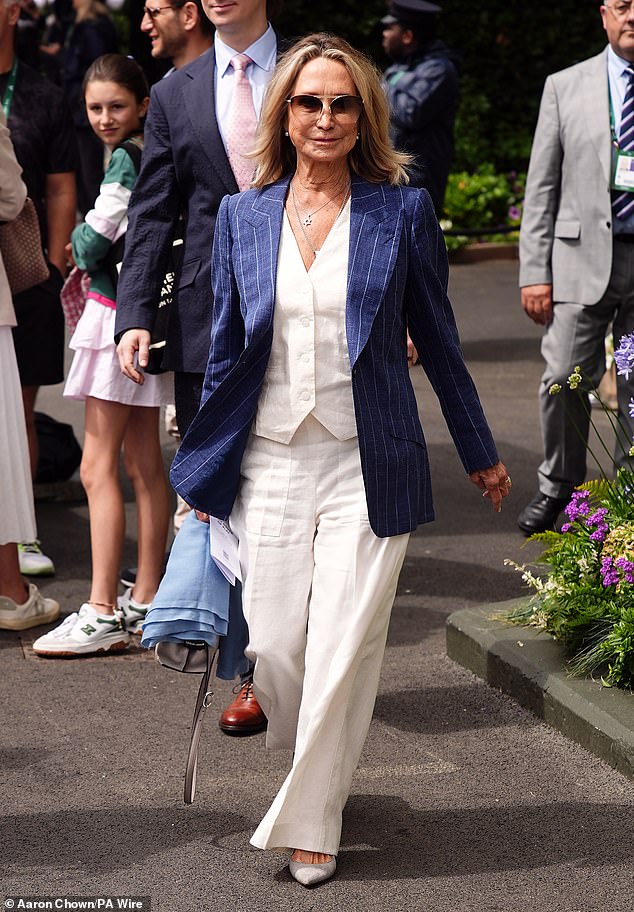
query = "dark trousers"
xmin=173 ymin=371 xmax=205 ymax=437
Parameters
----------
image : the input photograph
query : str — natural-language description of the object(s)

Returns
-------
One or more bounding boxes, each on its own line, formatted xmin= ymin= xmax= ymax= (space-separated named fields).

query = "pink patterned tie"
xmin=225 ymin=54 xmax=257 ymax=192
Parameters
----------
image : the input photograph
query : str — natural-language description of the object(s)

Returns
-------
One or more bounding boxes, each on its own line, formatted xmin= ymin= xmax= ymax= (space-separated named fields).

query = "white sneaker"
xmin=117 ymin=587 xmax=151 ymax=634
xmin=0 ymin=583 xmax=60 ymax=631
xmin=32 ymin=603 xmax=130 ymax=657
xmin=18 ymin=541 xmax=55 ymax=577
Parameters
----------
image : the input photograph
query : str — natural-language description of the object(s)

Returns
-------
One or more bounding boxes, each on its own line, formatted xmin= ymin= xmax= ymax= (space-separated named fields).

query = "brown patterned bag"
xmin=0 ymin=198 xmax=49 ymax=295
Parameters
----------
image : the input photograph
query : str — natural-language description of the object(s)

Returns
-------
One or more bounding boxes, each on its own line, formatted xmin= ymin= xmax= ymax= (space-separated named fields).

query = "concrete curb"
xmin=448 ymin=242 xmax=518 ymax=264
xmin=446 ymin=599 xmax=634 ymax=778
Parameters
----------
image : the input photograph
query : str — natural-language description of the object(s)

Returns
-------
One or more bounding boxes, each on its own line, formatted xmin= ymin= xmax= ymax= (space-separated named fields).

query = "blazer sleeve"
xmin=201 ymin=195 xmax=245 ymax=404
xmin=72 ymin=146 xmax=138 ymax=271
xmin=405 ymin=190 xmax=499 ymax=473
xmin=114 ymin=86 xmax=181 ymax=339
xmin=518 ymin=75 xmax=562 ymax=288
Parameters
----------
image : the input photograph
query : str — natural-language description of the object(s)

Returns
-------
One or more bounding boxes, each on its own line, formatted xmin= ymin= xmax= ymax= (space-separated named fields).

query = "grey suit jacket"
xmin=519 ymin=48 xmax=614 ymax=305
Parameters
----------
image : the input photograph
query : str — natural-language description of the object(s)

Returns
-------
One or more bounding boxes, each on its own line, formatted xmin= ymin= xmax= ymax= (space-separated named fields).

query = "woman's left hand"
xmin=468 ymin=461 xmax=511 ymax=513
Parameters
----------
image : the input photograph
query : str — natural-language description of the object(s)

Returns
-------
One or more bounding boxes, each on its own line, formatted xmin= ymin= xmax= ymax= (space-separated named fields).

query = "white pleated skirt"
xmin=64 ymin=298 xmax=172 ymax=406
xmin=0 ymin=325 xmax=37 ymax=545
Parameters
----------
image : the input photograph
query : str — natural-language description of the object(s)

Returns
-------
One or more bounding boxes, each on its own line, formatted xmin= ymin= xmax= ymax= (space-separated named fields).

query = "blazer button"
xmin=607 ymin=221 xmax=611 ymax=229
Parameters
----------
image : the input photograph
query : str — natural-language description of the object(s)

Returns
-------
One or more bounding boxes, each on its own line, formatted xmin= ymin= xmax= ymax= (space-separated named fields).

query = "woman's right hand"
xmin=117 ymin=328 xmax=151 ymax=385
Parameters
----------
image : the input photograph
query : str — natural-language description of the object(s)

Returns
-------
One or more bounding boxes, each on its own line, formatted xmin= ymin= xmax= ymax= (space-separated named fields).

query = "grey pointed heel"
xmin=289 ymin=857 xmax=336 ymax=886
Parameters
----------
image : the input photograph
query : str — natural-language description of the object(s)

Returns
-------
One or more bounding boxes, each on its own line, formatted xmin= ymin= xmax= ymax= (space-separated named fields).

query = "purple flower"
xmin=587 ymin=508 xmax=608 ymax=526
xmin=600 ymin=556 xmax=619 ymax=587
xmin=564 ymin=490 xmax=591 ymax=523
xmin=615 ymin=558 xmax=634 ymax=583
xmin=614 ymin=333 xmax=634 ymax=380
xmin=508 ymin=205 xmax=521 ymax=221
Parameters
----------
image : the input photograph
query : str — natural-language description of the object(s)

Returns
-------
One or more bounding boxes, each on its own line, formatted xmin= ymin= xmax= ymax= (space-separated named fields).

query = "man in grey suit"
xmin=518 ymin=0 xmax=634 ymax=534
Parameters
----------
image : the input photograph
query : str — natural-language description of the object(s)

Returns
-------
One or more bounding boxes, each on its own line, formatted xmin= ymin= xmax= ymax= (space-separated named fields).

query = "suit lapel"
xmin=240 ymin=177 xmax=289 ymax=340
xmin=236 ymin=175 xmax=403 ymax=360
xmin=583 ymin=48 xmax=612 ymax=187
xmin=183 ymin=49 xmax=239 ymax=195
xmin=346 ymin=177 xmax=403 ymax=367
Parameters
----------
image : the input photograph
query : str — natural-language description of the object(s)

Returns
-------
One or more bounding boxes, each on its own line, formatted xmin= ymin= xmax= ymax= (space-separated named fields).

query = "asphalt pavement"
xmin=2 ymin=258 xmax=634 ymax=912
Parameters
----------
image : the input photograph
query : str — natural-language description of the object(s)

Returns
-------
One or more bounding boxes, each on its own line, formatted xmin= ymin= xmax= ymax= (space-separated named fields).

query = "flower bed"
xmin=505 ymin=338 xmax=634 ymax=689
xmin=441 ymin=165 xmax=524 ymax=253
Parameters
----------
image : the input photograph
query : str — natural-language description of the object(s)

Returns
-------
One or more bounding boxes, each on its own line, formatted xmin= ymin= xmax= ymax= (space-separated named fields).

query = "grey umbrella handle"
xmin=184 ymin=644 xmax=217 ymax=805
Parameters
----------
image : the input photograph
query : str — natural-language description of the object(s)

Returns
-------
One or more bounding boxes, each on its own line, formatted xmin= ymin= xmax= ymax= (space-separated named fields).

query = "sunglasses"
xmin=286 ymin=94 xmax=364 ymax=123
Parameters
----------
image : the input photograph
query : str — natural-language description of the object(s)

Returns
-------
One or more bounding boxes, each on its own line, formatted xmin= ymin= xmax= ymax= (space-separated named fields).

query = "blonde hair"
xmin=252 ymin=33 xmax=411 ymax=188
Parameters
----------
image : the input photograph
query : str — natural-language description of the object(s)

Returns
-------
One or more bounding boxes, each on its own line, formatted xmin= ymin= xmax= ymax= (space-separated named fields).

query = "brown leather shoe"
xmin=218 ymin=679 xmax=267 ymax=736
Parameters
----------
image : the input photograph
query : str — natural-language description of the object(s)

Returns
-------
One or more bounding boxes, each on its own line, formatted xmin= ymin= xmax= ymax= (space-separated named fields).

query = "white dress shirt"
xmin=214 ymin=25 xmax=277 ymax=152
xmin=254 ymin=201 xmax=357 ymax=443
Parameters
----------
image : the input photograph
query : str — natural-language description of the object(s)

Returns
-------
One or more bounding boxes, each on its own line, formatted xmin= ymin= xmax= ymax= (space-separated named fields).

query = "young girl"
xmin=33 ymin=54 xmax=172 ymax=657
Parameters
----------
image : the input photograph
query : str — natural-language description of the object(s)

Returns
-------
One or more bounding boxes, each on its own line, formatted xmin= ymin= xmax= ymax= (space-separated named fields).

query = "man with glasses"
xmin=140 ymin=0 xmax=213 ymax=70
xmin=115 ymin=0 xmax=284 ymax=736
xmin=518 ymin=1 xmax=634 ymax=534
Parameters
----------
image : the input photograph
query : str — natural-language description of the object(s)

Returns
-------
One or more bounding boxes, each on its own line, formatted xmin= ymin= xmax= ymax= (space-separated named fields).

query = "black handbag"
xmin=34 ymin=412 xmax=82 ymax=484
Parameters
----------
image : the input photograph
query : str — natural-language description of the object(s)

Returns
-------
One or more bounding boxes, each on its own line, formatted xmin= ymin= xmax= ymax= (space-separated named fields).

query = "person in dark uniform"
xmin=382 ymin=0 xmax=458 ymax=214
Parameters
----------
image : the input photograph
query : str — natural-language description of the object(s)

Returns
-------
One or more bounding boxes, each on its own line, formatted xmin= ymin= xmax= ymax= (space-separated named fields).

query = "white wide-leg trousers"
xmin=230 ymin=414 xmax=410 ymax=855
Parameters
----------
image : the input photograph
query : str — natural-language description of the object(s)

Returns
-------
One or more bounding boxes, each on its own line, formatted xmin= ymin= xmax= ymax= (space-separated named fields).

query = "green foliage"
xmin=112 ymin=10 xmax=130 ymax=48
xmin=276 ymin=0 xmax=387 ymax=60
xmin=441 ymin=165 xmax=524 ymax=242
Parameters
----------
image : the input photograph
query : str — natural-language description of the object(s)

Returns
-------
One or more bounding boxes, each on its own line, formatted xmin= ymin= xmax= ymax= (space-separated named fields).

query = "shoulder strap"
xmin=114 ymin=137 xmax=143 ymax=174
xmin=183 ymin=644 xmax=217 ymax=805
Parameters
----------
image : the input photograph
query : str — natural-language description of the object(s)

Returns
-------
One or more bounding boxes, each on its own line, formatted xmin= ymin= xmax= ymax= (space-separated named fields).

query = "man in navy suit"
xmin=115 ymin=0 xmax=281 ymax=735
xmin=115 ymin=0 xmax=281 ymax=433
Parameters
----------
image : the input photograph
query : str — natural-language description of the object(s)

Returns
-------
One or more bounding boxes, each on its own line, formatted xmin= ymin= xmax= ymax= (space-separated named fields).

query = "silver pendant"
xmin=303 ymin=214 xmax=312 ymax=227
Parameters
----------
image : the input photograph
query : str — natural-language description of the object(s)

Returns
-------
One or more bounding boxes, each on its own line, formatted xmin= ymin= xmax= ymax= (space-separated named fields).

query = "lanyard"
xmin=1 ymin=57 xmax=17 ymax=120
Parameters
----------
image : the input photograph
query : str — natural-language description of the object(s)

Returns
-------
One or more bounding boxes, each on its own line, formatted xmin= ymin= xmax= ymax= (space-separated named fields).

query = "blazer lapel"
xmin=183 ymin=49 xmax=239 ymax=195
xmin=583 ymin=48 xmax=611 ymax=187
xmin=346 ymin=177 xmax=403 ymax=367
xmin=240 ymin=177 xmax=289 ymax=341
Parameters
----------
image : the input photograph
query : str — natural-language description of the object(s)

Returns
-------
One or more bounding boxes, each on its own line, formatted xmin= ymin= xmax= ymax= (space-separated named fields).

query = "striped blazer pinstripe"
xmin=170 ymin=174 xmax=499 ymax=537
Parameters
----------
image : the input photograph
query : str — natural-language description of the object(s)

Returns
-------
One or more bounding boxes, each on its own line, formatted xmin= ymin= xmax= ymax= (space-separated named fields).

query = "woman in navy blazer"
xmin=172 ymin=33 xmax=510 ymax=886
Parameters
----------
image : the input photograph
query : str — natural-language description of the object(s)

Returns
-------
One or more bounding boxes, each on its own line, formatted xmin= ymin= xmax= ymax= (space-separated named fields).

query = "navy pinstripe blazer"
xmin=170 ymin=174 xmax=499 ymax=537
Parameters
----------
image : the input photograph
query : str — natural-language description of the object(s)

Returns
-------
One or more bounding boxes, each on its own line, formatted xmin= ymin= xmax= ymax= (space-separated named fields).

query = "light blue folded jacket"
xmin=140 ymin=510 xmax=250 ymax=680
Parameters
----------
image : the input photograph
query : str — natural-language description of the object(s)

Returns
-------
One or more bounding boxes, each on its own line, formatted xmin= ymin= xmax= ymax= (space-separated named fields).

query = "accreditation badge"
xmin=613 ymin=150 xmax=634 ymax=191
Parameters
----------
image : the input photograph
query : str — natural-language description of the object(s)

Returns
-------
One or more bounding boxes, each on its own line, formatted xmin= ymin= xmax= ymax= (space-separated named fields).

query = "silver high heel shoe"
xmin=289 ymin=856 xmax=337 ymax=887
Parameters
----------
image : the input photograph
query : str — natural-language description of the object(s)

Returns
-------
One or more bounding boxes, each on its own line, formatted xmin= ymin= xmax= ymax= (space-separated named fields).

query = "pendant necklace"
xmin=290 ymin=180 xmax=351 ymax=258
xmin=290 ymin=177 xmax=350 ymax=227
